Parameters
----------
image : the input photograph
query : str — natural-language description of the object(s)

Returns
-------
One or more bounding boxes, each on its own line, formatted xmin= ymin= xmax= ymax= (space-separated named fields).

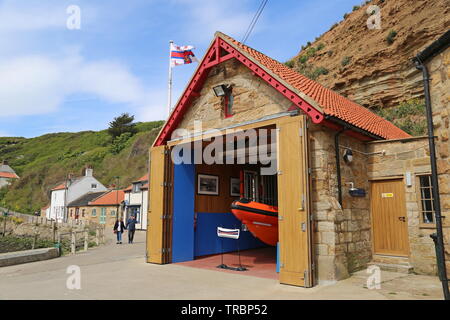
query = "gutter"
xmin=413 ymin=32 xmax=450 ymax=299
xmin=335 ymin=128 xmax=347 ymax=207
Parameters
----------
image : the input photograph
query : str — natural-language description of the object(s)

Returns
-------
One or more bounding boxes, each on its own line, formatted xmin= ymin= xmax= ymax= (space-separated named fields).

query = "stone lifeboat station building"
xmin=146 ymin=32 xmax=445 ymax=287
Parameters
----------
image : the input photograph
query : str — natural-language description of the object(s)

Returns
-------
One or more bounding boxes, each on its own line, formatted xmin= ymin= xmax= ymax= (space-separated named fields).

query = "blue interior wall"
xmin=172 ymin=162 xmax=195 ymax=263
xmin=194 ymin=212 xmax=266 ymax=257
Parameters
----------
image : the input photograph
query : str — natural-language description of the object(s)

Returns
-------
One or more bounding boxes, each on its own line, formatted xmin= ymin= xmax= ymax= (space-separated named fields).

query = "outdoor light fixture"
xmin=213 ymin=84 xmax=229 ymax=97
xmin=343 ymin=148 xmax=353 ymax=163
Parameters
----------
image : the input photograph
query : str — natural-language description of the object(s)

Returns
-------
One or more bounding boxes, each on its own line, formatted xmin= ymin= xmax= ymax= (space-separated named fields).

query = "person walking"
xmin=126 ymin=215 xmax=137 ymax=244
xmin=113 ymin=218 xmax=126 ymax=244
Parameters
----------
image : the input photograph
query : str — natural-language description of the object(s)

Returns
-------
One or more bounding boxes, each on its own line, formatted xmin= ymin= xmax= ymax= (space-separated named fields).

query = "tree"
xmin=107 ymin=113 xmax=137 ymax=139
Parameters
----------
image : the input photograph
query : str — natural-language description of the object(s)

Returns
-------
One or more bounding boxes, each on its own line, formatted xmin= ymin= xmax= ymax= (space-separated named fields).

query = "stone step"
xmin=371 ymin=254 xmax=411 ymax=266
xmin=367 ymin=261 xmax=414 ymax=274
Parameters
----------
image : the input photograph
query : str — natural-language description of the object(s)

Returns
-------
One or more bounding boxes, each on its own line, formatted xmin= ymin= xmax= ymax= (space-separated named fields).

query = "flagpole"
xmin=167 ymin=40 xmax=174 ymax=118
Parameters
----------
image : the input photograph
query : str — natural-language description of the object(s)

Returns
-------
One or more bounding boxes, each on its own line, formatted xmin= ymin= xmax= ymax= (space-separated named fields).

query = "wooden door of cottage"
xmin=277 ymin=115 xmax=313 ymax=287
xmin=370 ymin=179 xmax=410 ymax=256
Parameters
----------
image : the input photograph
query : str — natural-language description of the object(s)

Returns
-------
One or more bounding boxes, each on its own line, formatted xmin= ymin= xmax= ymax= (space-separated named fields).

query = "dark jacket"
xmin=113 ymin=221 xmax=126 ymax=232
xmin=126 ymin=218 xmax=137 ymax=231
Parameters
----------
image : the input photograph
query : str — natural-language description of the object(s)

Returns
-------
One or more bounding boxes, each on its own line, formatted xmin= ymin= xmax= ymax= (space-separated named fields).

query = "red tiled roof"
xmin=0 ymin=172 xmax=19 ymax=179
xmin=219 ymin=33 xmax=410 ymax=140
xmin=89 ymin=190 xmax=124 ymax=206
xmin=141 ymin=183 xmax=149 ymax=190
xmin=133 ymin=174 xmax=149 ymax=183
xmin=51 ymin=183 xmax=67 ymax=191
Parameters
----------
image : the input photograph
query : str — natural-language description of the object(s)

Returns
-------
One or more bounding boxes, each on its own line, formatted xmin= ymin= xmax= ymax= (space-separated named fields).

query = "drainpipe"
xmin=414 ymin=57 xmax=450 ymax=300
xmin=335 ymin=129 xmax=347 ymax=207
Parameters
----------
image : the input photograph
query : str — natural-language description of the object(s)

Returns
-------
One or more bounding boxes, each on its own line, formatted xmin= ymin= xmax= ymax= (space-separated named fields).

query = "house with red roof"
xmin=146 ymin=32 xmax=439 ymax=287
xmin=123 ymin=174 xmax=149 ymax=230
xmin=0 ymin=160 xmax=19 ymax=189
xmin=87 ymin=189 xmax=125 ymax=227
xmin=48 ymin=167 xmax=108 ymax=222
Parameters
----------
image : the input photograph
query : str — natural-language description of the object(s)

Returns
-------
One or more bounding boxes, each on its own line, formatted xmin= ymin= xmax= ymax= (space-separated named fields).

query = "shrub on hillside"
xmin=107 ymin=113 xmax=138 ymax=139
xmin=110 ymin=132 xmax=133 ymax=155
xmin=386 ymin=30 xmax=398 ymax=45
xmin=341 ymin=56 xmax=351 ymax=66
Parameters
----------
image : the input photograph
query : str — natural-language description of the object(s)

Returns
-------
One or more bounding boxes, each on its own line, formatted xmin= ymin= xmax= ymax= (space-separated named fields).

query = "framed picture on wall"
xmin=197 ymin=174 xmax=219 ymax=195
xmin=230 ymin=177 xmax=241 ymax=197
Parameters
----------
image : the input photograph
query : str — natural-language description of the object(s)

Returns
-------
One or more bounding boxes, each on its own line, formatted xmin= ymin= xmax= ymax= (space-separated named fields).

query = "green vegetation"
xmin=386 ymin=30 xmax=398 ymax=45
xmin=317 ymin=43 xmax=325 ymax=51
xmin=375 ymin=99 xmax=427 ymax=136
xmin=0 ymin=235 xmax=54 ymax=254
xmin=108 ymin=113 xmax=138 ymax=139
xmin=352 ymin=5 xmax=360 ymax=11
xmin=341 ymin=56 xmax=352 ymax=66
xmin=0 ymin=119 xmax=164 ymax=213
xmin=284 ymin=60 xmax=294 ymax=68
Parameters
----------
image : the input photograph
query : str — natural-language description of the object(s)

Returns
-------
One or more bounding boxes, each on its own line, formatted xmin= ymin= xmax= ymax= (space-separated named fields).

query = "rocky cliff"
xmin=287 ymin=0 xmax=450 ymax=109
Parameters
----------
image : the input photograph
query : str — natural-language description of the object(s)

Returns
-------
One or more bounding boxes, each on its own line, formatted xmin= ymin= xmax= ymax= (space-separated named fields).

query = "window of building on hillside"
xmin=70 ymin=209 xmax=73 ymax=217
xmin=82 ymin=209 xmax=85 ymax=217
xmin=91 ymin=183 xmax=97 ymax=189
xmin=419 ymin=175 xmax=435 ymax=224
xmin=132 ymin=183 xmax=141 ymax=193
xmin=92 ymin=208 xmax=97 ymax=217
xmin=111 ymin=210 xmax=116 ymax=217
xmin=223 ymin=89 xmax=234 ymax=118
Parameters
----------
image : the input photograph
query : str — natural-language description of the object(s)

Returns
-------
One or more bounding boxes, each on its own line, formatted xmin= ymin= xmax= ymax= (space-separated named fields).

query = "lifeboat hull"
xmin=231 ymin=199 xmax=278 ymax=246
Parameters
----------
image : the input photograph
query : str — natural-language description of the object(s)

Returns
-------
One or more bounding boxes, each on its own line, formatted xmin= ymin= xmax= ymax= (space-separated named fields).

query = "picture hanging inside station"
xmin=197 ymin=174 xmax=219 ymax=195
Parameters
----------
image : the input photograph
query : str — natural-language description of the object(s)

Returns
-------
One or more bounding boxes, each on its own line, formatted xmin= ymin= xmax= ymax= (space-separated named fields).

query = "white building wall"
xmin=49 ymin=189 xmax=66 ymax=221
xmin=124 ymin=189 xmax=148 ymax=230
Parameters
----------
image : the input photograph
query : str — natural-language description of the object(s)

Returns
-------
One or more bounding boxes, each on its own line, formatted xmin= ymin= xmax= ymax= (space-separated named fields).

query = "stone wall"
xmin=428 ymin=45 xmax=450 ymax=273
xmin=309 ymin=123 xmax=372 ymax=283
xmin=366 ymin=137 xmax=438 ymax=274
xmin=175 ymin=59 xmax=291 ymax=134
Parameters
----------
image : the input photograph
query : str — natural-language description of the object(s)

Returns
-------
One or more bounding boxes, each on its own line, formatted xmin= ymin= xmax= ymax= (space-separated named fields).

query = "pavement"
xmin=0 ymin=231 xmax=445 ymax=300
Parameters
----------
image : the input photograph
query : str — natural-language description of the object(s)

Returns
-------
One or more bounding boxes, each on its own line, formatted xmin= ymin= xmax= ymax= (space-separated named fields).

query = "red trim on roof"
xmin=51 ymin=183 xmax=66 ymax=191
xmin=0 ymin=172 xmax=19 ymax=179
xmin=154 ymin=32 xmax=409 ymax=146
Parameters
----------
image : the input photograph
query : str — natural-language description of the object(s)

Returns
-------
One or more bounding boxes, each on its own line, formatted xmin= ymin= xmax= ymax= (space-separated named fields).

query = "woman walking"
xmin=113 ymin=218 xmax=126 ymax=244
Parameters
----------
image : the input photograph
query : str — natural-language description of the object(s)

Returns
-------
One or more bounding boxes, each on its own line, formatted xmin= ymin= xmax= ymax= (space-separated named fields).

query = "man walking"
xmin=126 ymin=215 xmax=137 ymax=244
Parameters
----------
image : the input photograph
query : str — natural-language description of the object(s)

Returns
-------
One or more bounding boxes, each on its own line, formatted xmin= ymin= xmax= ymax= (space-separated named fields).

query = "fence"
xmin=1 ymin=209 xmax=106 ymax=255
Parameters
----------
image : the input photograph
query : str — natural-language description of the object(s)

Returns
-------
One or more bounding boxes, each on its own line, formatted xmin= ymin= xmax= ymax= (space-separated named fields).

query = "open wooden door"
xmin=277 ymin=115 xmax=313 ymax=287
xmin=147 ymin=145 xmax=173 ymax=264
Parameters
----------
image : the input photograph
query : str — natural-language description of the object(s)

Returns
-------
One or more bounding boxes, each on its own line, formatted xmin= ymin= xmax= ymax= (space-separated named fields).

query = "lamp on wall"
xmin=343 ymin=148 xmax=353 ymax=163
xmin=213 ymin=84 xmax=229 ymax=97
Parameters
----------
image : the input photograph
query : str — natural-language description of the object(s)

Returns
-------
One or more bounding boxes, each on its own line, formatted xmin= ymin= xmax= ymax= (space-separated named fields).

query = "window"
xmin=92 ymin=208 xmax=97 ymax=217
xmin=223 ymin=89 xmax=233 ymax=118
xmin=70 ymin=209 xmax=73 ymax=217
xmin=111 ymin=210 xmax=116 ymax=217
xmin=82 ymin=209 xmax=85 ymax=217
xmin=91 ymin=183 xmax=97 ymax=189
xmin=132 ymin=183 xmax=141 ymax=193
xmin=419 ymin=175 xmax=435 ymax=224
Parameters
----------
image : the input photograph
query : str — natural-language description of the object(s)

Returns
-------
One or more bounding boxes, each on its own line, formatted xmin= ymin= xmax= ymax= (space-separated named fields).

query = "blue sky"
xmin=0 ymin=0 xmax=362 ymax=138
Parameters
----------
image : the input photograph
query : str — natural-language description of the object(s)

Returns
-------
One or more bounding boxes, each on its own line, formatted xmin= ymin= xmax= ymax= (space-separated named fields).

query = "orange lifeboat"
xmin=231 ymin=198 xmax=278 ymax=246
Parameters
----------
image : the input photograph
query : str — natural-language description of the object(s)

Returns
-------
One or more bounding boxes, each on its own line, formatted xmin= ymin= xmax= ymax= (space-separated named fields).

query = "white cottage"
xmin=0 ymin=160 xmax=19 ymax=189
xmin=48 ymin=167 xmax=107 ymax=222
xmin=123 ymin=174 xmax=148 ymax=230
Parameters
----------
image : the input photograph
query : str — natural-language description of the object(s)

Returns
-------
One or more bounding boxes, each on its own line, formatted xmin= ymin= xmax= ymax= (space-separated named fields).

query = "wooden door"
xmin=100 ymin=208 xmax=106 ymax=224
xmin=147 ymin=145 xmax=173 ymax=264
xmin=277 ymin=116 xmax=313 ymax=287
xmin=370 ymin=179 xmax=410 ymax=256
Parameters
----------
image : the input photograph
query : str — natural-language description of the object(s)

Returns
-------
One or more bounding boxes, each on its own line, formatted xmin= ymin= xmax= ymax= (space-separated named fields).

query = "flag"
xmin=170 ymin=43 xmax=198 ymax=67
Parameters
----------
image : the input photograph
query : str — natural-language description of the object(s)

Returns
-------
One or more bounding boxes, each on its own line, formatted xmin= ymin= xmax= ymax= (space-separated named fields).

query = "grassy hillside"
xmin=0 ymin=121 xmax=164 ymax=213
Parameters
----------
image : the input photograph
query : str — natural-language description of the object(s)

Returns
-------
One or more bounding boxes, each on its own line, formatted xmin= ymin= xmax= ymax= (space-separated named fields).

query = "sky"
xmin=0 ymin=0 xmax=363 ymax=138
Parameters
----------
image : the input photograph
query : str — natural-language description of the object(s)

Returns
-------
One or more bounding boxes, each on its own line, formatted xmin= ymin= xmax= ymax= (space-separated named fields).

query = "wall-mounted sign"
xmin=381 ymin=193 xmax=394 ymax=198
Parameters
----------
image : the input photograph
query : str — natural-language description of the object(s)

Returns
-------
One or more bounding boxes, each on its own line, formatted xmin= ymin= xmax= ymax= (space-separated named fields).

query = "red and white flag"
xmin=170 ymin=43 xmax=198 ymax=67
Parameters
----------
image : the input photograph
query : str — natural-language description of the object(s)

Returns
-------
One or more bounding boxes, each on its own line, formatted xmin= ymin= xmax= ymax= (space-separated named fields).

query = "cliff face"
xmin=288 ymin=0 xmax=450 ymax=109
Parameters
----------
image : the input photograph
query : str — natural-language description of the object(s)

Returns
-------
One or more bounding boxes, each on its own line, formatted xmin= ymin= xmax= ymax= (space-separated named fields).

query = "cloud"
xmin=0 ymin=52 xmax=147 ymax=117
xmin=171 ymin=0 xmax=256 ymax=42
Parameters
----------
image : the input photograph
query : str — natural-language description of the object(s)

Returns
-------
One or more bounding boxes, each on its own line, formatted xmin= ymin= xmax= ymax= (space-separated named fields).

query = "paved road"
xmin=0 ymin=231 xmax=444 ymax=300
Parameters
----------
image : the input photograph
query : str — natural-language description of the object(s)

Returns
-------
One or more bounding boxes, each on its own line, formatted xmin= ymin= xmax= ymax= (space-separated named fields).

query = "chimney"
xmin=85 ymin=166 xmax=93 ymax=177
xmin=2 ymin=160 xmax=8 ymax=166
